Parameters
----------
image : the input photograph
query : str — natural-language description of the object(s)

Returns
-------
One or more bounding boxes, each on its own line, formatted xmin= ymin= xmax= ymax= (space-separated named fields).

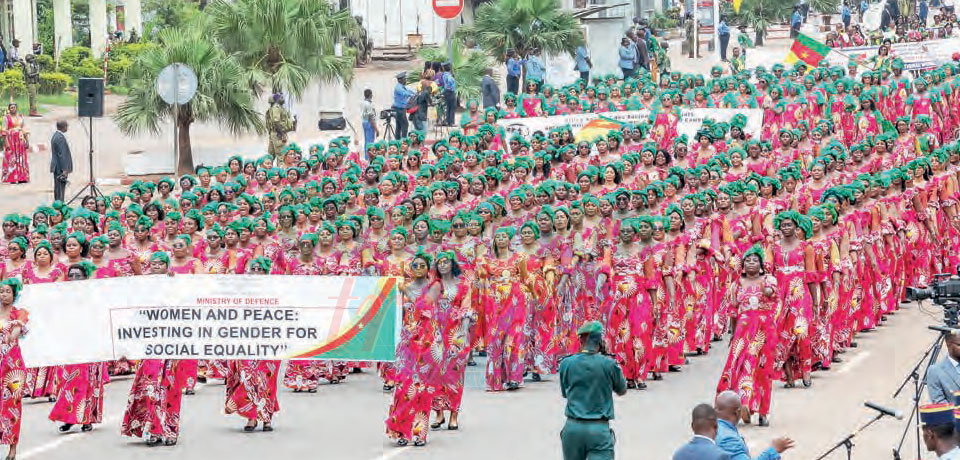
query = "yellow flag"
xmin=733 ymin=0 xmax=742 ymax=13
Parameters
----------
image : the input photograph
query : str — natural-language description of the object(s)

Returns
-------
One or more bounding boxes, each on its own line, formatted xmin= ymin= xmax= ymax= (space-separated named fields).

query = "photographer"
xmin=391 ymin=72 xmax=415 ymax=139
xmin=360 ymin=88 xmax=378 ymax=150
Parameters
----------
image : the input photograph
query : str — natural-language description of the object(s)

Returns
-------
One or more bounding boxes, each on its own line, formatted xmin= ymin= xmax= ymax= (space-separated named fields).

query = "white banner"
xmin=18 ymin=275 xmax=401 ymax=367
xmin=827 ymin=38 xmax=960 ymax=72
xmin=496 ymin=108 xmax=763 ymax=141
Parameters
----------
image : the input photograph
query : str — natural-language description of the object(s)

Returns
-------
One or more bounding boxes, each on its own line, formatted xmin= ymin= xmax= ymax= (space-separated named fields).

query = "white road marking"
xmin=837 ymin=351 xmax=871 ymax=374
xmin=20 ymin=414 xmax=123 ymax=460
xmin=371 ymin=447 xmax=410 ymax=460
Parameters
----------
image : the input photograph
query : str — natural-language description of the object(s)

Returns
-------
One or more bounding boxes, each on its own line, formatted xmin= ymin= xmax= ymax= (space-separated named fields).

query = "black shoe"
xmin=58 ymin=424 xmax=73 ymax=433
xmin=506 ymin=382 xmax=519 ymax=391
xmin=81 ymin=424 xmax=93 ymax=432
xmin=668 ymin=365 xmax=682 ymax=372
xmin=467 ymin=359 xmax=477 ymax=366
xmin=712 ymin=335 xmax=723 ymax=342
xmin=184 ymin=389 xmax=196 ymax=395
xmin=383 ymin=385 xmax=394 ymax=392
xmin=397 ymin=438 xmax=408 ymax=447
xmin=431 ymin=418 xmax=446 ymax=430
xmin=478 ymin=351 xmax=487 ymax=357
xmin=48 ymin=396 xmax=55 ymax=402
xmin=695 ymin=348 xmax=703 ymax=356
xmin=448 ymin=423 xmax=459 ymax=430
xmin=812 ymin=362 xmax=822 ymax=371
xmin=352 ymin=368 xmax=362 ymax=374
xmin=627 ymin=380 xmax=637 ymax=389
xmin=758 ymin=415 xmax=769 ymax=427
xmin=652 ymin=372 xmax=663 ymax=381
xmin=197 ymin=376 xmax=207 ymax=384
xmin=262 ymin=424 xmax=273 ymax=432
xmin=146 ymin=437 xmax=162 ymax=447
xmin=850 ymin=342 xmax=858 ymax=348
xmin=532 ymin=373 xmax=541 ymax=382
xmin=413 ymin=440 xmax=426 ymax=447
xmin=244 ymin=422 xmax=257 ymax=432
xmin=637 ymin=382 xmax=647 ymax=390
xmin=163 ymin=439 xmax=177 ymax=447
xmin=307 ymin=388 xmax=317 ymax=393
xmin=832 ymin=356 xmax=842 ymax=363
xmin=802 ymin=377 xmax=812 ymax=388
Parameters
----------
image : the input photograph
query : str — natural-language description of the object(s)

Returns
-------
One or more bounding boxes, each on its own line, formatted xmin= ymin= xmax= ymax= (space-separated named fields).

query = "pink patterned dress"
xmin=0 ymin=114 xmax=28 ymax=184
xmin=120 ymin=360 xmax=184 ymax=443
xmin=22 ymin=261 xmax=65 ymax=399
xmin=0 ymin=307 xmax=27 ymax=446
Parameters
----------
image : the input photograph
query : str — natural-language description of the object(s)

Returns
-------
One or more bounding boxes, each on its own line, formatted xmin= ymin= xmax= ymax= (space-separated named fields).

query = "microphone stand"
xmin=892 ymin=325 xmax=946 ymax=460
xmin=815 ymin=412 xmax=886 ymax=460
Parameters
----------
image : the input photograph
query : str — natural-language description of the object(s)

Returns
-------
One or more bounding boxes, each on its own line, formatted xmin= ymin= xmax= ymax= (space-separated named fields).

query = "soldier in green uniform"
xmin=265 ymin=93 xmax=296 ymax=160
xmin=559 ymin=321 xmax=627 ymax=460
xmin=23 ymin=54 xmax=40 ymax=117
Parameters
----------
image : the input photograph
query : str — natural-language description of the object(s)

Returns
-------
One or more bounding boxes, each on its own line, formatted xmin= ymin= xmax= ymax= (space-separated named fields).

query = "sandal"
xmin=784 ymin=381 xmax=796 ymax=389
xmin=636 ymin=382 xmax=647 ymax=390
xmin=532 ymin=373 xmax=541 ymax=382
xmin=59 ymin=424 xmax=73 ymax=433
xmin=626 ymin=381 xmax=637 ymax=389
xmin=430 ymin=417 xmax=446 ymax=430
xmin=146 ymin=437 xmax=162 ymax=447
xmin=397 ymin=438 xmax=408 ymax=447
xmin=244 ymin=421 xmax=257 ymax=432
xmin=262 ymin=424 xmax=273 ymax=432
xmin=81 ymin=424 xmax=93 ymax=432
xmin=163 ymin=439 xmax=177 ymax=447
xmin=413 ymin=440 xmax=426 ymax=447
xmin=448 ymin=423 xmax=459 ymax=430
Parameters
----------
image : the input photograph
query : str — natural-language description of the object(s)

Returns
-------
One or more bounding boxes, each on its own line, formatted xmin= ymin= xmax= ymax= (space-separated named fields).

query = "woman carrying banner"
xmin=49 ymin=262 xmax=105 ymax=434
xmin=0 ymin=278 xmax=28 ymax=460
xmin=120 ymin=251 xmax=185 ymax=447
xmin=21 ymin=240 xmax=65 ymax=401
xmin=223 ymin=257 xmax=281 ymax=433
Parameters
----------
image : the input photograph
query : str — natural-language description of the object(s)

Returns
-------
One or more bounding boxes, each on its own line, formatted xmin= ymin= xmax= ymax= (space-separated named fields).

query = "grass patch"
xmin=0 ymin=93 xmax=78 ymax=114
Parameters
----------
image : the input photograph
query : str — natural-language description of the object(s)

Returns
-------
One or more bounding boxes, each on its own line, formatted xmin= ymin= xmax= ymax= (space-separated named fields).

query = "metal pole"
xmin=173 ymin=64 xmax=179 ymax=174
xmin=713 ymin=0 xmax=721 ymax=60
xmin=693 ymin=3 xmax=699 ymax=57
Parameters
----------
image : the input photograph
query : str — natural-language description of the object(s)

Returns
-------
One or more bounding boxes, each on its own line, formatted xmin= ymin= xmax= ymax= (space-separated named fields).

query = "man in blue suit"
xmin=715 ymin=391 xmax=794 ymax=460
xmin=672 ymin=404 xmax=731 ymax=460
xmin=927 ymin=332 xmax=960 ymax=404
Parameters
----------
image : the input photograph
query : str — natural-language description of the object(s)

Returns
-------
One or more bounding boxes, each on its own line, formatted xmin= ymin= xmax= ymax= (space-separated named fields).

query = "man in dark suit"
xmin=672 ymin=404 xmax=731 ymax=460
xmin=50 ymin=120 xmax=72 ymax=201
xmin=927 ymin=332 xmax=960 ymax=404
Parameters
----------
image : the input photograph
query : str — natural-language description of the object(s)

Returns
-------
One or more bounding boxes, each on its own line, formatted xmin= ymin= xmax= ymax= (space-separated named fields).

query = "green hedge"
xmin=39 ymin=72 xmax=71 ymax=94
xmin=0 ymin=70 xmax=26 ymax=97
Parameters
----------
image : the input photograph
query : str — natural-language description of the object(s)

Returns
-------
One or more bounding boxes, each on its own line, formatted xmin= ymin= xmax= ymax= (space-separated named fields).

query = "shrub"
xmin=106 ymin=56 xmax=132 ymax=85
xmin=59 ymin=46 xmax=92 ymax=69
xmin=0 ymin=70 xmax=26 ymax=98
xmin=39 ymin=72 xmax=71 ymax=94
xmin=77 ymin=59 xmax=104 ymax=78
xmin=36 ymin=54 xmax=55 ymax=72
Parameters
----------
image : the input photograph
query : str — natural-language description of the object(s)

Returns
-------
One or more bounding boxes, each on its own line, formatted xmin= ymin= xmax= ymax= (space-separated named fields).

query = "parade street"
xmin=13 ymin=301 xmax=939 ymax=460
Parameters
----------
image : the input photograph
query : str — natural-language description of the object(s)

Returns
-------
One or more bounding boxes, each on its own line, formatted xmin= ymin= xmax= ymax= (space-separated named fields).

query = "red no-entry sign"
xmin=433 ymin=0 xmax=463 ymax=19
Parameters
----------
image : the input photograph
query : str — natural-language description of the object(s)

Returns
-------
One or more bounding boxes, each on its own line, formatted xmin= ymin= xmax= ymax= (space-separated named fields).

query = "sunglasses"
xmin=452 ymin=223 xmax=465 ymax=228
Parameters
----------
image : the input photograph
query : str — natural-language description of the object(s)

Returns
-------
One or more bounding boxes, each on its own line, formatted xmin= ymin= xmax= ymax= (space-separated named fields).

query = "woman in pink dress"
xmin=168 ymin=236 xmax=200 ymax=394
xmin=49 ymin=262 xmax=105 ymax=433
xmin=0 ymin=104 xmax=28 ymax=184
xmin=281 ymin=233 xmax=325 ymax=392
xmin=225 ymin=257 xmax=281 ymax=433
xmin=22 ymin=240 xmax=65 ymax=400
xmin=477 ymin=227 xmax=527 ymax=391
xmin=120 ymin=252 xmax=185 ymax=447
xmin=716 ymin=245 xmax=779 ymax=426
xmin=0 ymin=237 xmax=28 ymax=281
xmin=0 ymin=278 xmax=28 ymax=460
xmin=771 ymin=211 xmax=819 ymax=389
xmin=427 ymin=251 xmax=473 ymax=431
xmin=385 ymin=252 xmax=435 ymax=447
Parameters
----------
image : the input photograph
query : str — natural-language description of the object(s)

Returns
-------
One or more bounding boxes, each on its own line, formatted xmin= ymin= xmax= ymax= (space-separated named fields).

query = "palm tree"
xmin=207 ymin=0 xmax=358 ymax=98
xmin=115 ymin=27 xmax=263 ymax=175
xmin=730 ymin=0 xmax=792 ymax=46
xmin=413 ymin=41 xmax=491 ymax=103
xmin=456 ymin=0 xmax=582 ymax=62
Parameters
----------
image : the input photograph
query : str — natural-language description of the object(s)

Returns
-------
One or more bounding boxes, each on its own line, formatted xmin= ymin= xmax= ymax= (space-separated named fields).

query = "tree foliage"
xmin=415 ymin=42 xmax=492 ymax=103
xmin=207 ymin=0 xmax=358 ymax=98
xmin=456 ymin=0 xmax=583 ymax=62
xmin=114 ymin=26 xmax=263 ymax=174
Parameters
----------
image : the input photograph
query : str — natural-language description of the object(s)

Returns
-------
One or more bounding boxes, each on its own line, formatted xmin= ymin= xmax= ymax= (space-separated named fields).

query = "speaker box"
xmin=78 ymin=78 xmax=104 ymax=118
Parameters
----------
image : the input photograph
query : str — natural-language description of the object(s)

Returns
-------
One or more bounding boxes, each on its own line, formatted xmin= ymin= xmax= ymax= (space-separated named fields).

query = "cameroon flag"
xmin=783 ymin=32 xmax=831 ymax=67
xmin=574 ymin=116 xmax=624 ymax=143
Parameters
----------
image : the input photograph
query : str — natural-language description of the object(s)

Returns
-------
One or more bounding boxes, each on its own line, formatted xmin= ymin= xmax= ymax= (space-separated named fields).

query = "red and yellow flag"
xmin=783 ymin=32 xmax=831 ymax=67
xmin=574 ymin=116 xmax=623 ymax=143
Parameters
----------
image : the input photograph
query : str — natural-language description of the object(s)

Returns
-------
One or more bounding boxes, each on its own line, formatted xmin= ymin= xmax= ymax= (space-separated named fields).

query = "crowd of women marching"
xmin=0 ymin=52 xmax=959 ymax=457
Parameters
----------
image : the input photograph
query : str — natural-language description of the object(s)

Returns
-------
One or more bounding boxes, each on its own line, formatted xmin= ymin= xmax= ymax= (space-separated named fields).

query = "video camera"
xmin=906 ymin=269 xmax=960 ymax=327
xmin=379 ymin=109 xmax=395 ymax=121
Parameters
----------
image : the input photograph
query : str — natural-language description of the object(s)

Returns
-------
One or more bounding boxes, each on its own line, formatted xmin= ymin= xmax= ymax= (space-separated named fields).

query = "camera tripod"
xmin=66 ymin=116 xmax=104 ymax=205
xmin=381 ymin=116 xmax=395 ymax=141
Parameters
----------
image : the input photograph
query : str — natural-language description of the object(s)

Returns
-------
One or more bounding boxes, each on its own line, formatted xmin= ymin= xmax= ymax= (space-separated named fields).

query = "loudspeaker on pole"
xmin=77 ymin=78 xmax=104 ymax=118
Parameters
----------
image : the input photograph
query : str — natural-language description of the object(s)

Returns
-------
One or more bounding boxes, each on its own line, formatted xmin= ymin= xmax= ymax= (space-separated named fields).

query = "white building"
xmin=350 ymin=0 xmax=476 ymax=48
xmin=0 ymin=0 xmax=142 ymax=59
